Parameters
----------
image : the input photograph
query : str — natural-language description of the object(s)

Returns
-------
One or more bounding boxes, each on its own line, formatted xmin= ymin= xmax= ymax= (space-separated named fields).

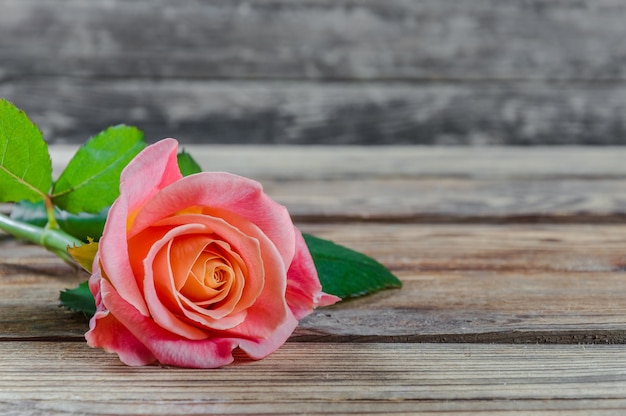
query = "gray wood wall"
xmin=2 ymin=0 xmax=626 ymax=145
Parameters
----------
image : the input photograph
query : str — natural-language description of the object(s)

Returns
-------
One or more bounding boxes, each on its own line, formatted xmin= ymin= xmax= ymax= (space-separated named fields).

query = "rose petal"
xmin=97 ymin=138 xmax=182 ymax=316
xmin=128 ymin=172 xmax=296 ymax=268
xmin=139 ymin=216 xmax=266 ymax=333
xmin=119 ymin=138 xmax=182 ymax=214
xmin=236 ymin=311 xmax=298 ymax=360
xmin=145 ymin=238 xmax=210 ymax=339
xmin=86 ymin=272 xmax=156 ymax=366
xmin=176 ymin=215 xmax=292 ymax=341
xmin=98 ymin=279 xmax=237 ymax=368
xmin=286 ymin=229 xmax=341 ymax=319
xmin=86 ymin=310 xmax=157 ymax=366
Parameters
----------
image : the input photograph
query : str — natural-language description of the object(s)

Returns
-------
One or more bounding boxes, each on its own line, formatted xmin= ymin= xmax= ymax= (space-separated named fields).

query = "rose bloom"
xmin=86 ymin=138 xmax=340 ymax=368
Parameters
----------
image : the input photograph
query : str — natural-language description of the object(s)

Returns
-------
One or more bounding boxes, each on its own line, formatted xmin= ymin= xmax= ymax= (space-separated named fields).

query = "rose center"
xmin=175 ymin=240 xmax=245 ymax=309
xmin=213 ymin=270 xmax=225 ymax=283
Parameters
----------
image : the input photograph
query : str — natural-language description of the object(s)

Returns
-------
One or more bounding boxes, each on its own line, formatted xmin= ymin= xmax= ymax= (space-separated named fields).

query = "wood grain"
xmin=300 ymin=223 xmax=626 ymax=342
xmin=4 ymin=0 xmax=626 ymax=145
xmin=6 ymin=79 xmax=626 ymax=145
xmin=270 ymin=178 xmax=626 ymax=222
xmin=49 ymin=145 xmax=626 ymax=180
xmin=2 ymin=0 xmax=626 ymax=81
xmin=45 ymin=146 xmax=626 ymax=222
xmin=4 ymin=224 xmax=626 ymax=343
xmin=3 ymin=145 xmax=626 ymax=413
xmin=1 ymin=342 xmax=626 ymax=414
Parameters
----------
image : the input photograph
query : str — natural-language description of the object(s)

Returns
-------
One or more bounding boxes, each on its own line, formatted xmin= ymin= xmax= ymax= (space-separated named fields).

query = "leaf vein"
xmin=0 ymin=164 xmax=45 ymax=198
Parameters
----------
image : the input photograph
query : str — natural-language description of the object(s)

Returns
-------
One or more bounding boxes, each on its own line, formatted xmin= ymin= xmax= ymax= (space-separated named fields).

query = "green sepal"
xmin=303 ymin=233 xmax=402 ymax=299
xmin=0 ymin=99 xmax=52 ymax=203
xmin=52 ymin=125 xmax=145 ymax=214
xmin=68 ymin=239 xmax=99 ymax=273
xmin=178 ymin=149 xmax=202 ymax=176
xmin=59 ymin=281 xmax=96 ymax=317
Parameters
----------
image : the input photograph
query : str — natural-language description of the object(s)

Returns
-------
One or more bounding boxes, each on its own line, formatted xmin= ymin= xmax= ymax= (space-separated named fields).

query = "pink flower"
xmin=85 ymin=139 xmax=339 ymax=368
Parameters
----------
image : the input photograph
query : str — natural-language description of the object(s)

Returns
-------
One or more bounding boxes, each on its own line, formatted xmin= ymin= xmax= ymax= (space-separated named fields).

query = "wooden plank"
xmin=0 ymin=236 xmax=88 ymax=339
xmin=49 ymin=145 xmax=626 ymax=180
xmin=43 ymin=146 xmax=626 ymax=222
xmin=4 ymin=1 xmax=626 ymax=146
xmin=15 ymin=177 xmax=626 ymax=224
xmin=4 ymin=224 xmax=626 ymax=342
xmin=6 ymin=80 xmax=626 ymax=145
xmin=2 ymin=0 xmax=626 ymax=81
xmin=1 ymin=342 xmax=626 ymax=414
xmin=268 ymin=178 xmax=626 ymax=222
xmin=162 ymin=146 xmax=626 ymax=222
xmin=298 ymin=223 xmax=626 ymax=343
xmin=171 ymin=146 xmax=626 ymax=221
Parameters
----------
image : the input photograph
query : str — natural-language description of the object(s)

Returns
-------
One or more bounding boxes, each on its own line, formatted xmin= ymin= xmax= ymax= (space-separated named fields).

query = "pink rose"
xmin=85 ymin=138 xmax=339 ymax=368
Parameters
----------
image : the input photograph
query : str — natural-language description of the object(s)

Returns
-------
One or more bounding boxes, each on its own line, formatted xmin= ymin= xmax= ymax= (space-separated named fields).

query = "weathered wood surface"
xmin=2 ymin=0 xmax=626 ymax=144
xmin=3 ymin=146 xmax=626 ymax=414
xmin=46 ymin=145 xmax=626 ymax=222
xmin=49 ymin=145 xmax=626 ymax=179
xmin=6 ymin=78 xmax=626 ymax=146
xmin=3 ymin=0 xmax=626 ymax=80
xmin=3 ymin=342 xmax=626 ymax=415
xmin=4 ymin=223 xmax=626 ymax=343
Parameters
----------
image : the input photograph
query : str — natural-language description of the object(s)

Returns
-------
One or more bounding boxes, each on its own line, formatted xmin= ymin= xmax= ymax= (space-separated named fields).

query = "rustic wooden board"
xmin=3 ymin=144 xmax=626 ymax=413
xmin=0 ymin=236 xmax=88 ymax=339
xmin=4 ymin=0 xmax=626 ymax=145
xmin=4 ymin=224 xmax=626 ymax=343
xmin=43 ymin=146 xmax=626 ymax=222
xmin=6 ymin=79 xmax=626 ymax=145
xmin=192 ymin=146 xmax=626 ymax=221
xmin=49 ymin=145 xmax=626 ymax=180
xmin=271 ymin=178 xmax=626 ymax=222
xmin=2 ymin=0 xmax=626 ymax=81
xmin=302 ymin=223 xmax=626 ymax=343
xmin=32 ymin=173 xmax=626 ymax=223
xmin=2 ymin=342 xmax=626 ymax=415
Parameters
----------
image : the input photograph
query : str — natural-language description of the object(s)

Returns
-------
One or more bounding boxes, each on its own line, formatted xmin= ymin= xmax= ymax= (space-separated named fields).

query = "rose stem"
xmin=0 ymin=212 xmax=82 ymax=264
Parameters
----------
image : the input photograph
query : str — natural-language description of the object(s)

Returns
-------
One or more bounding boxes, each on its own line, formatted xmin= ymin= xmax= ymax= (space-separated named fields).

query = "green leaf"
xmin=52 ymin=125 xmax=145 ymax=214
xmin=59 ymin=280 xmax=96 ymax=317
xmin=303 ymin=233 xmax=402 ymax=299
xmin=0 ymin=99 xmax=52 ymax=202
xmin=11 ymin=200 xmax=108 ymax=242
xmin=178 ymin=149 xmax=202 ymax=176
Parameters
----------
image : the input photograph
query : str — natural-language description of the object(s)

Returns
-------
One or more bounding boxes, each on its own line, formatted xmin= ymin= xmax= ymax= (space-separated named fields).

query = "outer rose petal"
xmin=86 ymin=310 xmax=156 ymax=366
xmin=98 ymin=138 xmax=182 ymax=316
xmin=286 ymin=229 xmax=341 ymax=320
xmin=97 ymin=278 xmax=237 ymax=368
xmin=119 ymin=138 xmax=183 ymax=212
xmin=236 ymin=311 xmax=298 ymax=360
xmin=86 ymin=266 xmax=156 ymax=366
xmin=129 ymin=172 xmax=295 ymax=268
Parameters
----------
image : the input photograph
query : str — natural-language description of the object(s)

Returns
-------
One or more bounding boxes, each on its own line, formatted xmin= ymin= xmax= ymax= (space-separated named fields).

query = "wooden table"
xmin=3 ymin=146 xmax=626 ymax=414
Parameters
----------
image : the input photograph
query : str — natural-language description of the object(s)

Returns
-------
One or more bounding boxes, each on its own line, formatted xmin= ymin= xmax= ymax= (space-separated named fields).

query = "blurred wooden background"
xmin=2 ymin=0 xmax=626 ymax=145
